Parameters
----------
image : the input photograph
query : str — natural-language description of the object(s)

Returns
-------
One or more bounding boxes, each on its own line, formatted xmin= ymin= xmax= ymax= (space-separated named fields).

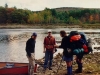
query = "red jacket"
xmin=44 ymin=36 xmax=56 ymax=51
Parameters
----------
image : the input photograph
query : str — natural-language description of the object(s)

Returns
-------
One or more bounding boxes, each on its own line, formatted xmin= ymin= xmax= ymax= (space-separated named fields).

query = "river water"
xmin=0 ymin=28 xmax=100 ymax=63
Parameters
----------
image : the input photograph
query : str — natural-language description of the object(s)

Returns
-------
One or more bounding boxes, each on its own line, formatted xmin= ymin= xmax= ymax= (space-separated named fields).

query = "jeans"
xmin=44 ymin=50 xmax=53 ymax=69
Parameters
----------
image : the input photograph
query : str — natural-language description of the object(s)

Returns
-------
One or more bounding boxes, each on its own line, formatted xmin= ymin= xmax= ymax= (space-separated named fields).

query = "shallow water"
xmin=0 ymin=28 xmax=100 ymax=63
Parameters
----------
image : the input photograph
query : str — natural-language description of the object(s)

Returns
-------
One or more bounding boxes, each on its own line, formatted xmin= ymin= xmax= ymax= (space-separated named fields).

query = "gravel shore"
xmin=35 ymin=52 xmax=100 ymax=75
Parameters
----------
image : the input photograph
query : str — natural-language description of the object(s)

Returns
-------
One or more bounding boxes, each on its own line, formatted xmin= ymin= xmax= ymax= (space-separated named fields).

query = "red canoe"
xmin=0 ymin=62 xmax=28 ymax=75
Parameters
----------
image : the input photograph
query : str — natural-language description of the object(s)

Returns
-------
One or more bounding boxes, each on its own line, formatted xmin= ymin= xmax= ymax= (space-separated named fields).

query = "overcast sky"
xmin=0 ymin=0 xmax=99 ymax=11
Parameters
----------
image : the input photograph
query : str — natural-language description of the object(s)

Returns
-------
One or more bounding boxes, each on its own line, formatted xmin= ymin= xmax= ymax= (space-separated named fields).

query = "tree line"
xmin=0 ymin=4 xmax=100 ymax=25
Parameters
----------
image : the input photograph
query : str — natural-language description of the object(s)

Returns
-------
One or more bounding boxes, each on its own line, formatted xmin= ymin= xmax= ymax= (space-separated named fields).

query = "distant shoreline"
xmin=0 ymin=24 xmax=100 ymax=29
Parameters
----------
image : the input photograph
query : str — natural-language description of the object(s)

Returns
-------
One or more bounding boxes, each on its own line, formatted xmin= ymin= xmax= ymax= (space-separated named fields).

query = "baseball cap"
xmin=48 ymin=30 xmax=52 ymax=33
xmin=32 ymin=32 xmax=37 ymax=36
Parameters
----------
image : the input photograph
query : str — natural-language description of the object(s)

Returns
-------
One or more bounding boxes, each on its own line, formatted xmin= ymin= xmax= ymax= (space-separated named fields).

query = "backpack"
xmin=80 ymin=32 xmax=93 ymax=54
xmin=87 ymin=38 xmax=93 ymax=53
xmin=69 ymin=31 xmax=89 ymax=55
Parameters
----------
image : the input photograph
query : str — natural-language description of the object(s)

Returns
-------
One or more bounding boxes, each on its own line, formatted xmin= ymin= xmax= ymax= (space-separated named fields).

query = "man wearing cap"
xmin=25 ymin=32 xmax=37 ymax=75
xmin=43 ymin=30 xmax=56 ymax=70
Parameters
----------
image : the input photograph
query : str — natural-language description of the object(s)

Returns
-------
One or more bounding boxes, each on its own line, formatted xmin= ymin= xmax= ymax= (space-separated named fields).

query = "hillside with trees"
xmin=0 ymin=4 xmax=100 ymax=25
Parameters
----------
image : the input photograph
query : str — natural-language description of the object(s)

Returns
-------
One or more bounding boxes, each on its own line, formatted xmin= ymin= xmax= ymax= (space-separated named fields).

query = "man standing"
xmin=43 ymin=30 xmax=56 ymax=70
xmin=26 ymin=32 xmax=37 ymax=75
xmin=55 ymin=30 xmax=73 ymax=75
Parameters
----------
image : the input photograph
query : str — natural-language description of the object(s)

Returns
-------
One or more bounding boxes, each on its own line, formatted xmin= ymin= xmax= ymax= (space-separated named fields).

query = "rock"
xmin=35 ymin=53 xmax=100 ymax=75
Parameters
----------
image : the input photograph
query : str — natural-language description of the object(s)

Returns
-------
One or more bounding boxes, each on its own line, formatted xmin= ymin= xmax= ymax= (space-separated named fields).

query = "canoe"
xmin=0 ymin=62 xmax=28 ymax=75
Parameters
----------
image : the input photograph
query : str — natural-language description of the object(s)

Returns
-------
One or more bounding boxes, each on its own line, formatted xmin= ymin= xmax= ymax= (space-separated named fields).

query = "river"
xmin=0 ymin=28 xmax=100 ymax=63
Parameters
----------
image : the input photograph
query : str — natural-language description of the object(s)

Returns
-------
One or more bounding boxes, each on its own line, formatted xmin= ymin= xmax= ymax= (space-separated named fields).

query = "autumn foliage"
xmin=0 ymin=4 xmax=100 ymax=25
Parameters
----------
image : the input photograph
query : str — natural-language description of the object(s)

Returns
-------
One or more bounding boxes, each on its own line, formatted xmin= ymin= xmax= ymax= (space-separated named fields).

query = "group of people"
xmin=25 ymin=30 xmax=92 ymax=75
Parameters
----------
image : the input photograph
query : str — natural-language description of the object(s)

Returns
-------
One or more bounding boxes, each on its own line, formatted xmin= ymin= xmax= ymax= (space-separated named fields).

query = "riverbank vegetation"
xmin=0 ymin=4 xmax=100 ymax=26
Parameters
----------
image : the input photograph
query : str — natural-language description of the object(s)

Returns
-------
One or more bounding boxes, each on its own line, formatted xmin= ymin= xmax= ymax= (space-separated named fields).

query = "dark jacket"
xmin=59 ymin=36 xmax=73 ymax=57
xmin=26 ymin=38 xmax=36 ymax=57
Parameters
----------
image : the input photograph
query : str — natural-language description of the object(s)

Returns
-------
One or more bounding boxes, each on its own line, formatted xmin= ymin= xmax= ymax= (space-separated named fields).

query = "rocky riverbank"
xmin=35 ymin=52 xmax=100 ymax=75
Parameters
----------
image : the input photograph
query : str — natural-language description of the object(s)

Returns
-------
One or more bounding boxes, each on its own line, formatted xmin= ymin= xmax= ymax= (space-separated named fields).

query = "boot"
xmin=49 ymin=67 xmax=52 ymax=70
xmin=67 ymin=66 xmax=73 ymax=75
xmin=75 ymin=62 xmax=82 ymax=73
xmin=75 ymin=69 xmax=82 ymax=73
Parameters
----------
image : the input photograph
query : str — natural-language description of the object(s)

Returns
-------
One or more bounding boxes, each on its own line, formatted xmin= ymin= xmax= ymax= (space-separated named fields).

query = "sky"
xmin=0 ymin=0 xmax=100 ymax=11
